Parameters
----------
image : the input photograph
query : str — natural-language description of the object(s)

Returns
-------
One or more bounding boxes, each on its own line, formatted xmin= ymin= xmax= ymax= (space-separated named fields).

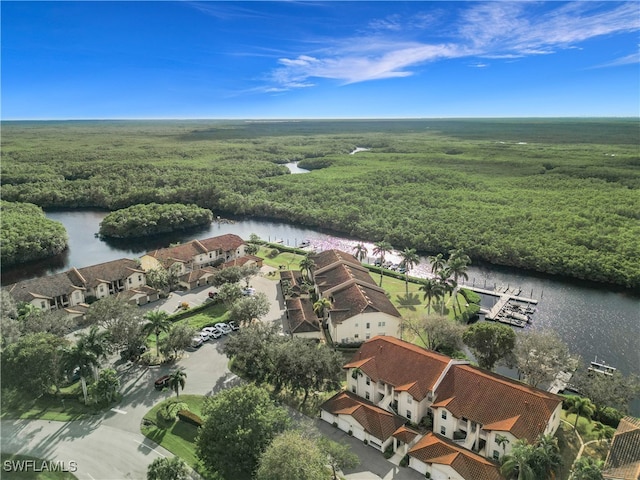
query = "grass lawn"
xmin=256 ymin=245 xmax=304 ymax=271
xmin=0 ymin=453 xmax=78 ymax=479
xmin=0 ymin=384 xmax=102 ymax=421
xmin=561 ymin=410 xmax=601 ymax=442
xmin=140 ymin=395 xmax=220 ymax=480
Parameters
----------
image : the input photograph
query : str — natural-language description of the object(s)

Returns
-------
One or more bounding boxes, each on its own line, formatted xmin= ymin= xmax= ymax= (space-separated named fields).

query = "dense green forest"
xmin=99 ymin=202 xmax=213 ymax=238
xmin=0 ymin=201 xmax=68 ymax=266
xmin=1 ymin=119 xmax=638 ymax=288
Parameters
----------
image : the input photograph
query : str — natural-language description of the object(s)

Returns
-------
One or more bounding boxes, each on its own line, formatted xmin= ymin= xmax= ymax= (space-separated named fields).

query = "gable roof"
xmin=329 ymin=281 xmax=401 ymax=324
xmin=344 ymin=336 xmax=451 ymax=401
xmin=409 ymin=433 xmax=505 ymax=480
xmin=314 ymin=263 xmax=377 ymax=295
xmin=603 ymin=416 xmax=640 ymax=480
xmin=144 ymin=234 xmax=245 ymax=267
xmin=75 ymin=258 xmax=144 ymax=288
xmin=321 ymin=391 xmax=406 ymax=442
xmin=285 ymin=297 xmax=321 ymax=334
xmin=6 ymin=271 xmax=85 ymax=303
xmin=198 ymin=233 xmax=245 ymax=252
xmin=432 ymin=364 xmax=562 ymax=443
xmin=312 ymin=249 xmax=362 ymax=271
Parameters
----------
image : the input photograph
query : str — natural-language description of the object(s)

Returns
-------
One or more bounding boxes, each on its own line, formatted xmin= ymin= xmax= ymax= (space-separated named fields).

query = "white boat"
xmin=588 ymin=356 xmax=617 ymax=376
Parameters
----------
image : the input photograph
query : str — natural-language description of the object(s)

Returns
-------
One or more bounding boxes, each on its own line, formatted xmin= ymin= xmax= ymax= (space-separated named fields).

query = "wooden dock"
xmin=464 ymin=285 xmax=539 ymax=322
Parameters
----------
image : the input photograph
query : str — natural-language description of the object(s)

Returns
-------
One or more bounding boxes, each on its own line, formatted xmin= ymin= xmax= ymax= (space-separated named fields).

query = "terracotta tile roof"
xmin=393 ymin=425 xmax=420 ymax=444
xmin=75 ymin=258 xmax=144 ymax=288
xmin=285 ymin=298 xmax=321 ymax=334
xmin=179 ymin=267 xmax=216 ymax=283
xmin=433 ymin=364 xmax=562 ymax=443
xmin=280 ymin=270 xmax=304 ymax=287
xmin=409 ymin=433 xmax=504 ymax=480
xmin=328 ymin=281 xmax=401 ymax=324
xmin=312 ymin=249 xmax=361 ymax=271
xmin=146 ymin=242 xmax=204 ymax=265
xmin=314 ymin=263 xmax=376 ymax=295
xmin=220 ymin=255 xmax=260 ymax=268
xmin=321 ymin=391 xmax=406 ymax=442
xmin=6 ymin=271 xmax=85 ymax=303
xmin=603 ymin=416 xmax=640 ymax=480
xmin=344 ymin=337 xmax=451 ymax=401
xmin=198 ymin=234 xmax=245 ymax=252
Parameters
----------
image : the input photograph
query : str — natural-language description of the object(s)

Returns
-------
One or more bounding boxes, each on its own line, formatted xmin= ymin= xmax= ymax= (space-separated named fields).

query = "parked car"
xmin=199 ymin=330 xmax=212 ymax=342
xmin=242 ymin=287 xmax=256 ymax=296
xmin=216 ymin=322 xmax=232 ymax=335
xmin=228 ymin=320 xmax=240 ymax=331
xmin=208 ymin=290 xmax=218 ymax=299
xmin=191 ymin=336 xmax=204 ymax=348
xmin=154 ymin=375 xmax=170 ymax=390
xmin=202 ymin=326 xmax=222 ymax=339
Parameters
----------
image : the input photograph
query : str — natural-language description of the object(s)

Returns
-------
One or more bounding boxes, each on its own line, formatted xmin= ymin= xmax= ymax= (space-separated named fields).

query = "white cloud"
xmin=263 ymin=1 xmax=640 ymax=91
xmin=591 ymin=51 xmax=640 ymax=69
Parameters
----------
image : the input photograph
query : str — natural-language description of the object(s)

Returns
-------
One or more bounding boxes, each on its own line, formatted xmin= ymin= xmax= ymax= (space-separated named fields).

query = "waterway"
xmin=2 ymin=210 xmax=638 ymax=413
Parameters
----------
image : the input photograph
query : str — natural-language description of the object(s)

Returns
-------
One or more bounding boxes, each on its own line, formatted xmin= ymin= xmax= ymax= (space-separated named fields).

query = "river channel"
xmin=2 ymin=209 xmax=638 ymax=413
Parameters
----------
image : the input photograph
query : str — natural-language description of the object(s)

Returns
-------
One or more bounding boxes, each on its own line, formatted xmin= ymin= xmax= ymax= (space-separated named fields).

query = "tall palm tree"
xmin=399 ymin=248 xmax=419 ymax=294
xmin=496 ymin=434 xmax=510 ymax=457
xmin=143 ymin=310 xmax=172 ymax=357
xmin=76 ymin=325 xmax=112 ymax=379
xmin=436 ymin=270 xmax=454 ymax=315
xmin=448 ymin=248 xmax=471 ymax=266
xmin=62 ymin=343 xmax=100 ymax=404
xmin=352 ymin=243 xmax=368 ymax=263
xmin=313 ymin=297 xmax=332 ymax=327
xmin=500 ymin=439 xmax=537 ymax=480
xmin=299 ymin=255 xmax=316 ymax=282
xmin=566 ymin=396 xmax=595 ymax=429
xmin=532 ymin=434 xmax=561 ymax=480
xmin=372 ymin=241 xmax=393 ymax=287
xmin=419 ymin=278 xmax=442 ymax=315
xmin=427 ymin=253 xmax=446 ymax=275
xmin=169 ymin=369 xmax=187 ymax=399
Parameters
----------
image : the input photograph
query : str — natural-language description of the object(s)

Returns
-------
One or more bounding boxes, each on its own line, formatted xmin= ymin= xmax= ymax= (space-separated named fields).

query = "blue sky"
xmin=2 ymin=1 xmax=639 ymax=119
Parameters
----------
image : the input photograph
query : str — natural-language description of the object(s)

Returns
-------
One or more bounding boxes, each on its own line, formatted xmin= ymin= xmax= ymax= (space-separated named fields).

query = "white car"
xmin=199 ymin=330 xmax=212 ymax=342
xmin=228 ymin=321 xmax=240 ymax=331
xmin=191 ymin=336 xmax=203 ymax=348
xmin=242 ymin=287 xmax=256 ymax=296
xmin=216 ymin=323 xmax=232 ymax=335
xmin=202 ymin=326 xmax=222 ymax=339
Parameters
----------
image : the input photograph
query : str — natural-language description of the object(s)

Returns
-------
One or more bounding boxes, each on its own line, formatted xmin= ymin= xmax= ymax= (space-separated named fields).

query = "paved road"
xmin=1 ymin=269 xmax=420 ymax=480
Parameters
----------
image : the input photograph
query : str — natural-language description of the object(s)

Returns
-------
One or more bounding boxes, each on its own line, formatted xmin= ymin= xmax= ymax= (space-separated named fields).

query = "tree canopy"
xmin=0 ymin=200 xmax=68 ymax=266
xmin=463 ymin=322 xmax=516 ymax=371
xmin=99 ymin=202 xmax=213 ymax=238
xmin=255 ymin=430 xmax=327 ymax=480
xmin=197 ymin=384 xmax=291 ymax=479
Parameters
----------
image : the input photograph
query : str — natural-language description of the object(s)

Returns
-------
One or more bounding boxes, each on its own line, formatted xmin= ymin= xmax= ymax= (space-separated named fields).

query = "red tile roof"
xmin=344 ymin=336 xmax=451 ymax=401
xmin=409 ymin=433 xmax=504 ymax=480
xmin=285 ymin=298 xmax=321 ymax=334
xmin=433 ymin=364 xmax=562 ymax=443
xmin=603 ymin=416 xmax=640 ymax=480
xmin=198 ymin=233 xmax=245 ymax=252
xmin=321 ymin=391 xmax=406 ymax=442
xmin=75 ymin=258 xmax=144 ymax=288
xmin=393 ymin=425 xmax=420 ymax=444
xmin=314 ymin=263 xmax=377 ymax=295
xmin=145 ymin=234 xmax=245 ymax=266
xmin=312 ymin=249 xmax=361 ymax=271
xmin=328 ymin=281 xmax=401 ymax=324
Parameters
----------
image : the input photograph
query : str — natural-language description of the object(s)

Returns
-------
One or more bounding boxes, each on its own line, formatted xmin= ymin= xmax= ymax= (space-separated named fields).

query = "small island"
xmin=0 ymin=200 xmax=68 ymax=266
xmin=98 ymin=203 xmax=214 ymax=238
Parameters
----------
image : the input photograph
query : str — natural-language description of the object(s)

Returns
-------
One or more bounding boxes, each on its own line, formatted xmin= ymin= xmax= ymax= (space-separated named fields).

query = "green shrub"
xmin=177 ymin=409 xmax=203 ymax=427
xmin=267 ymin=248 xmax=280 ymax=259
xmin=400 ymin=455 xmax=409 ymax=467
xmin=593 ymin=406 xmax=623 ymax=428
xmin=383 ymin=444 xmax=394 ymax=459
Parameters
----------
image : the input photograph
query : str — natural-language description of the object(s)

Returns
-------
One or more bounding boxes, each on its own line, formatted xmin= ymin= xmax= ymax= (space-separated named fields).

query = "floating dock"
xmin=465 ymin=285 xmax=539 ymax=326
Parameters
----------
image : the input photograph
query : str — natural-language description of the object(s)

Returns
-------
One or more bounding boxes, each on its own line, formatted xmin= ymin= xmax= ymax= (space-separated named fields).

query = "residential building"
xmin=284 ymin=297 xmax=322 ymax=340
xmin=603 ymin=416 xmax=640 ymax=480
xmin=311 ymin=250 xmax=402 ymax=344
xmin=321 ymin=336 xmax=563 ymax=479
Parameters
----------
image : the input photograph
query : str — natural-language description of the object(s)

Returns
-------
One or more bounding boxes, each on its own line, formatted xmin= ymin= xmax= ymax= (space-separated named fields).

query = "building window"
xmin=407 ymin=396 xmax=413 ymax=404
xmin=355 ymin=323 xmax=358 ymax=327
xmin=354 ymin=334 xmax=359 ymax=339
xmin=138 ymin=275 xmax=142 ymax=282
xmin=352 ymin=386 xmax=356 ymax=393
xmin=128 ymin=278 xmax=132 ymax=284
xmin=41 ymin=301 xmax=46 ymax=308
xmin=100 ymin=286 xmax=104 ymax=293
xmin=378 ymin=321 xmax=385 ymax=327
xmin=366 ymin=377 xmax=370 ymax=385
xmin=365 ymin=392 xmax=370 ymax=400
xmin=442 ymin=411 xmax=447 ymax=420
xmin=493 ymin=450 xmax=500 ymax=460
xmin=441 ymin=426 xmax=446 ymax=435
xmin=406 ymin=411 xmax=412 ymax=420
xmin=365 ymin=333 xmax=371 ymax=340
xmin=366 ymin=322 xmax=370 ymax=329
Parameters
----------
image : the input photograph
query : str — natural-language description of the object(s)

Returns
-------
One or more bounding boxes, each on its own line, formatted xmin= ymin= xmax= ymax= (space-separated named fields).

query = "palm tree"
xmin=593 ymin=422 xmax=614 ymax=445
xmin=427 ymin=253 xmax=446 ymax=275
xmin=62 ymin=343 xmax=100 ymax=404
xmin=571 ymin=457 xmax=604 ymax=480
xmin=299 ymin=255 xmax=316 ymax=282
xmin=419 ymin=278 xmax=442 ymax=315
xmin=448 ymin=248 xmax=471 ymax=266
xmin=436 ymin=270 xmax=454 ymax=315
xmin=399 ymin=248 xmax=419 ymax=294
xmin=500 ymin=439 xmax=537 ymax=480
xmin=169 ymin=369 xmax=187 ymax=399
xmin=496 ymin=434 xmax=510 ymax=458
xmin=532 ymin=434 xmax=562 ymax=479
xmin=76 ymin=325 xmax=111 ymax=380
xmin=313 ymin=297 xmax=332 ymax=327
xmin=566 ymin=396 xmax=595 ymax=429
xmin=372 ymin=241 xmax=393 ymax=287
xmin=352 ymin=243 xmax=368 ymax=263
xmin=143 ymin=310 xmax=172 ymax=357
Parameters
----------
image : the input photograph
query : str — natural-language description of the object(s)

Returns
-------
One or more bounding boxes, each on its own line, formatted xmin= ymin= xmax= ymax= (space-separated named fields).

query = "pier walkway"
xmin=463 ymin=285 xmax=539 ymax=321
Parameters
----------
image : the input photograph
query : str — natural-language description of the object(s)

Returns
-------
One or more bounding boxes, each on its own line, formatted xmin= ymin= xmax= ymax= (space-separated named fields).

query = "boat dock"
xmin=465 ymin=285 xmax=539 ymax=327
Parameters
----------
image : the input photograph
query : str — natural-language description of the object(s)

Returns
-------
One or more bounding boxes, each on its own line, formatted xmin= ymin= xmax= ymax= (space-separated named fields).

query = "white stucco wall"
xmin=331 ymin=311 xmax=401 ymax=344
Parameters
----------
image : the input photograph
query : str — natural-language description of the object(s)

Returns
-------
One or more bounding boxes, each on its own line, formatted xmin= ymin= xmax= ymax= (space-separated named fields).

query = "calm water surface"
xmin=3 ymin=210 xmax=638 ymax=412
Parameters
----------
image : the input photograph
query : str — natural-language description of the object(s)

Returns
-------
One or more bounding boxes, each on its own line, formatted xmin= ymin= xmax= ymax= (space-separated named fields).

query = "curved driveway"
xmin=1 ymin=269 xmax=421 ymax=480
